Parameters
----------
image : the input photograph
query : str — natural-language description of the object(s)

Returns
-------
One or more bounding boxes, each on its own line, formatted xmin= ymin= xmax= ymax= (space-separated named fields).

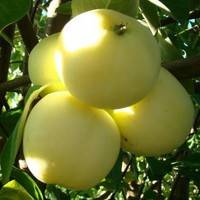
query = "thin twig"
xmin=0 ymin=25 xmax=15 ymax=111
xmin=160 ymin=10 xmax=200 ymax=27
xmin=31 ymin=0 xmax=43 ymax=22
xmin=109 ymin=154 xmax=134 ymax=199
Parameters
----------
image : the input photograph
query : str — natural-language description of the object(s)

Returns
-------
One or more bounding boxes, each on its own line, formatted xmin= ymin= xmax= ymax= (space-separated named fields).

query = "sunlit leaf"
xmin=139 ymin=0 xmax=160 ymax=35
xmin=146 ymin=0 xmax=170 ymax=13
xmin=11 ymin=167 xmax=44 ymax=200
xmin=56 ymin=2 xmax=72 ymax=15
xmin=148 ymin=0 xmax=189 ymax=22
xmin=0 ymin=180 xmax=34 ymax=200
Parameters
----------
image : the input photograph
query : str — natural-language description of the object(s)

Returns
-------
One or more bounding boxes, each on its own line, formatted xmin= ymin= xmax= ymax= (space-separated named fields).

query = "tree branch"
xmin=0 ymin=76 xmax=30 ymax=93
xmin=17 ymin=15 xmax=38 ymax=54
xmin=168 ymin=173 xmax=189 ymax=200
xmin=0 ymin=25 xmax=15 ymax=111
xmin=31 ymin=0 xmax=43 ymax=22
xmin=160 ymin=10 xmax=200 ymax=27
xmin=162 ymin=55 xmax=200 ymax=79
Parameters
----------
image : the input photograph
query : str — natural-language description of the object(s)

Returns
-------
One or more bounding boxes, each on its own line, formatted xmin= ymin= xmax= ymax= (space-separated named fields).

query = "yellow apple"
xmin=111 ymin=68 xmax=195 ymax=156
xmin=71 ymin=0 xmax=139 ymax=17
xmin=28 ymin=33 xmax=63 ymax=85
xmin=23 ymin=91 xmax=120 ymax=190
xmin=58 ymin=9 xmax=161 ymax=109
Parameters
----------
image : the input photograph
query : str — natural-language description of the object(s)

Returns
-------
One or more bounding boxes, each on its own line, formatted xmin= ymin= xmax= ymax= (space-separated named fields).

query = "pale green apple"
xmin=71 ymin=0 xmax=139 ymax=17
xmin=28 ymin=33 xmax=63 ymax=85
xmin=58 ymin=9 xmax=161 ymax=109
xmin=23 ymin=91 xmax=120 ymax=190
xmin=111 ymin=68 xmax=195 ymax=156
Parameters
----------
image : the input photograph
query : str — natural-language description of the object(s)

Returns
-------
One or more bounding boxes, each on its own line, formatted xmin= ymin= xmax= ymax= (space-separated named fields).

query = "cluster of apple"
xmin=23 ymin=9 xmax=195 ymax=190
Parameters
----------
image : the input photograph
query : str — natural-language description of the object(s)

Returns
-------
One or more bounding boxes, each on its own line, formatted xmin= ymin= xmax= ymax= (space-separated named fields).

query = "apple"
xmin=23 ymin=91 xmax=120 ymax=190
xmin=111 ymin=68 xmax=195 ymax=156
xmin=58 ymin=9 xmax=161 ymax=109
xmin=28 ymin=33 xmax=63 ymax=85
xmin=71 ymin=0 xmax=139 ymax=18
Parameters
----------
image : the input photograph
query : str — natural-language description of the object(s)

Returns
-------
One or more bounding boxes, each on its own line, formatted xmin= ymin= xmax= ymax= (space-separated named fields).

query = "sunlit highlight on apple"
xmin=62 ymin=13 xmax=106 ymax=52
xmin=54 ymin=50 xmax=64 ymax=82
xmin=114 ymin=107 xmax=135 ymax=115
xmin=26 ymin=157 xmax=47 ymax=180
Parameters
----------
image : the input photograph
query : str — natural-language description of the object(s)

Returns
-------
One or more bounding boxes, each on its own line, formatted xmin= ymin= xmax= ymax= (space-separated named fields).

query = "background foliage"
xmin=0 ymin=0 xmax=200 ymax=199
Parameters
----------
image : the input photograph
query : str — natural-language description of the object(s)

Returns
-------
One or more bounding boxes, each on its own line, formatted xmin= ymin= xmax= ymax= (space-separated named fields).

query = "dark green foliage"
xmin=0 ymin=0 xmax=31 ymax=31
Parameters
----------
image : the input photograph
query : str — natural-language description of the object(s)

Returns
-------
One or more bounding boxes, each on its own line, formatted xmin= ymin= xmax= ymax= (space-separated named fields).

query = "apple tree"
xmin=0 ymin=0 xmax=200 ymax=199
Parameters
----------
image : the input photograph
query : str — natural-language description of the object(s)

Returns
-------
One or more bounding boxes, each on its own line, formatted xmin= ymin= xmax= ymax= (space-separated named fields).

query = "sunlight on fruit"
xmin=25 ymin=157 xmax=48 ymax=181
xmin=62 ymin=12 xmax=106 ymax=52
xmin=114 ymin=107 xmax=135 ymax=116
xmin=59 ymin=9 xmax=161 ymax=108
xmin=23 ymin=91 xmax=120 ymax=189
xmin=54 ymin=50 xmax=64 ymax=82
xmin=111 ymin=68 xmax=195 ymax=156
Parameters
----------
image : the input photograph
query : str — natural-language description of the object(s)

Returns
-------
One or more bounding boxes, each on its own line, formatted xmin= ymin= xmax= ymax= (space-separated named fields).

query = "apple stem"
xmin=114 ymin=23 xmax=127 ymax=35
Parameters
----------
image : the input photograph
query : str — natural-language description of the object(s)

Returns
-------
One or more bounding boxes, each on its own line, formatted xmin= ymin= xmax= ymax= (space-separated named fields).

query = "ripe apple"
xmin=71 ymin=0 xmax=139 ymax=17
xmin=23 ymin=91 xmax=120 ymax=190
xmin=28 ymin=33 xmax=63 ymax=85
xmin=111 ymin=68 xmax=195 ymax=156
xmin=58 ymin=9 xmax=161 ymax=109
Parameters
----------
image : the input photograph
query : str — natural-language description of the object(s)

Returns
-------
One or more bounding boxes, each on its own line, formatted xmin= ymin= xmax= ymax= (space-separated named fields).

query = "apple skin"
xmin=71 ymin=0 xmax=139 ymax=17
xmin=59 ymin=9 xmax=161 ymax=109
xmin=28 ymin=33 xmax=62 ymax=85
xmin=23 ymin=91 xmax=120 ymax=190
xmin=111 ymin=68 xmax=195 ymax=156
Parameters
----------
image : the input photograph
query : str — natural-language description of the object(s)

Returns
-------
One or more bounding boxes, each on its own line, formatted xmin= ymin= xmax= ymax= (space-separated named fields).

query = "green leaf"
xmin=56 ymin=2 xmax=72 ymax=15
xmin=0 ymin=85 xmax=51 ymax=185
xmin=72 ymin=0 xmax=109 ymax=16
xmin=160 ymin=0 xmax=190 ymax=22
xmin=181 ymin=169 xmax=200 ymax=187
xmin=146 ymin=157 xmax=172 ymax=180
xmin=156 ymin=32 xmax=183 ymax=62
xmin=11 ymin=167 xmax=44 ymax=200
xmin=146 ymin=0 xmax=171 ymax=13
xmin=0 ymin=31 xmax=13 ymax=46
xmin=181 ymin=152 xmax=200 ymax=168
xmin=24 ymin=85 xmax=41 ymax=103
xmin=0 ymin=109 xmax=22 ymax=137
xmin=71 ymin=0 xmax=139 ymax=17
xmin=102 ymin=150 xmax=123 ymax=190
xmin=45 ymin=185 xmax=70 ymax=200
xmin=0 ymin=0 xmax=31 ymax=31
xmin=189 ymin=0 xmax=200 ymax=10
xmin=143 ymin=189 xmax=157 ymax=199
xmin=0 ymin=180 xmax=34 ymax=200
xmin=108 ymin=0 xmax=139 ymax=17
xmin=139 ymin=0 xmax=160 ymax=35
